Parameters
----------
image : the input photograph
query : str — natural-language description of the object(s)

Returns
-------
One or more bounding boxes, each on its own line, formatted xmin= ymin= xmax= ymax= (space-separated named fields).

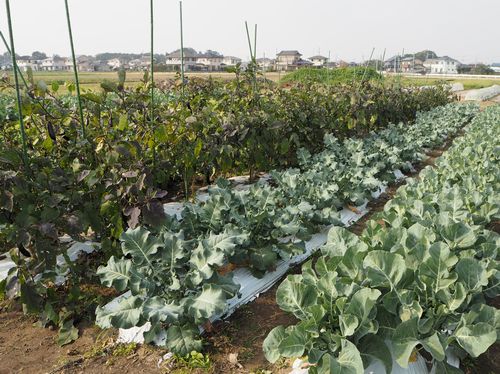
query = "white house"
xmin=165 ymin=48 xmax=200 ymax=71
xmin=17 ymin=57 xmax=40 ymax=71
xmin=309 ymin=55 xmax=328 ymax=67
xmin=423 ymin=56 xmax=460 ymax=74
xmin=490 ymin=63 xmax=500 ymax=73
xmin=256 ymin=57 xmax=274 ymax=71
xmin=222 ymin=56 xmax=242 ymax=67
xmin=40 ymin=56 xmax=72 ymax=71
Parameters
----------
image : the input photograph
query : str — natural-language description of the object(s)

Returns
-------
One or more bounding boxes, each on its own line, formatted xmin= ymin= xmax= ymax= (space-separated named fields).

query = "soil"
xmin=1 ymin=102 xmax=499 ymax=374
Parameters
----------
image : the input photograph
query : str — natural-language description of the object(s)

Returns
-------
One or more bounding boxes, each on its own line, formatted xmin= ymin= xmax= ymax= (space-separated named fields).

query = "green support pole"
xmin=179 ymin=1 xmax=185 ymax=96
xmin=150 ymin=0 xmax=156 ymax=167
xmin=64 ymin=0 xmax=86 ymax=138
xmin=253 ymin=24 xmax=257 ymax=61
xmin=245 ymin=21 xmax=253 ymax=60
xmin=5 ymin=0 xmax=29 ymax=166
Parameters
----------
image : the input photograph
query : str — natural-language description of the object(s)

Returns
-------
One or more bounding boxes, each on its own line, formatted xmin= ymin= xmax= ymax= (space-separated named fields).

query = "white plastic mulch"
xmin=463 ymin=85 xmax=500 ymax=101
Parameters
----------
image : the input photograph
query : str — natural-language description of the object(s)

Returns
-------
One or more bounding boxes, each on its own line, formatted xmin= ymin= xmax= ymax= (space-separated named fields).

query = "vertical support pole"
xmin=245 ymin=21 xmax=253 ymax=60
xmin=64 ymin=0 xmax=86 ymax=138
xmin=150 ymin=0 xmax=156 ymax=167
xmin=179 ymin=1 xmax=185 ymax=96
xmin=5 ymin=0 xmax=29 ymax=166
xmin=253 ymin=24 xmax=257 ymax=61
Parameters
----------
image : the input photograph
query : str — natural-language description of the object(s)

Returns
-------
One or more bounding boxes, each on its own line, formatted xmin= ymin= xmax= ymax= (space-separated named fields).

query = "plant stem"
xmin=64 ymin=0 xmax=86 ymax=138
xmin=5 ymin=0 xmax=29 ymax=167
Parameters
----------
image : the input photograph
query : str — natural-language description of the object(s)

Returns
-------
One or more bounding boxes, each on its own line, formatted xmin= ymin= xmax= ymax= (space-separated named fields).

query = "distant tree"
xmin=31 ymin=51 xmax=47 ymax=60
xmin=204 ymin=49 xmax=223 ymax=57
xmin=457 ymin=64 xmax=472 ymax=74
xmin=414 ymin=50 xmax=437 ymax=61
xmin=364 ymin=59 xmax=384 ymax=69
xmin=470 ymin=64 xmax=495 ymax=75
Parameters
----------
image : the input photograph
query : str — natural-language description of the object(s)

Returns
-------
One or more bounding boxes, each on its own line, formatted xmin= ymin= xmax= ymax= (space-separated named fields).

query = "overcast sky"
xmin=1 ymin=0 xmax=499 ymax=64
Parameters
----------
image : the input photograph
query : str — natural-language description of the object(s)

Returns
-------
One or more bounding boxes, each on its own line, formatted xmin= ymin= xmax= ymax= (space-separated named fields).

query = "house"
xmin=17 ymin=57 xmax=40 ymax=71
xmin=165 ymin=48 xmax=201 ymax=71
xmin=77 ymin=55 xmax=96 ymax=72
xmin=384 ymin=55 xmax=400 ymax=71
xmin=222 ymin=56 xmax=242 ymax=67
xmin=309 ymin=55 xmax=328 ymax=67
xmin=400 ymin=56 xmax=424 ymax=73
xmin=39 ymin=56 xmax=72 ymax=71
xmin=197 ymin=51 xmax=224 ymax=71
xmin=256 ymin=57 xmax=274 ymax=71
xmin=275 ymin=50 xmax=302 ymax=71
xmin=423 ymin=56 xmax=460 ymax=74
xmin=128 ymin=56 xmax=151 ymax=71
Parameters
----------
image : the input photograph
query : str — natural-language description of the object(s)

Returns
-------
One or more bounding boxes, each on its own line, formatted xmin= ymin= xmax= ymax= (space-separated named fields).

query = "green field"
xmin=5 ymin=70 xmax=500 ymax=93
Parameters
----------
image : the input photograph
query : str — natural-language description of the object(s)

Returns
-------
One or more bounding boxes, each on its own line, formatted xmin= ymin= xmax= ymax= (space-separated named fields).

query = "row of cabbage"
xmin=263 ymin=104 xmax=500 ymax=373
xmin=95 ymin=103 xmax=479 ymax=354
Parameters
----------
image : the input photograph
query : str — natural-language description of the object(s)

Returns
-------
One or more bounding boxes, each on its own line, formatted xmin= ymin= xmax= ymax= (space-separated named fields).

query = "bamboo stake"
xmin=150 ymin=0 xmax=156 ymax=167
xmin=64 ymin=0 xmax=86 ymax=138
xmin=179 ymin=1 xmax=185 ymax=95
xmin=253 ymin=24 xmax=257 ymax=61
xmin=245 ymin=21 xmax=253 ymax=59
xmin=5 ymin=0 xmax=29 ymax=166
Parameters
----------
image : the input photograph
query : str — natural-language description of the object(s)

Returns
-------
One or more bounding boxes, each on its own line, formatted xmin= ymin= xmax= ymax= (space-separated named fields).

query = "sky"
xmin=0 ymin=0 xmax=499 ymax=64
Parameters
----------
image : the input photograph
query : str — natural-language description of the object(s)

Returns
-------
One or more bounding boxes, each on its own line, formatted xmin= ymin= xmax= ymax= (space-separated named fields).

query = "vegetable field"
xmin=0 ymin=3 xmax=499 ymax=372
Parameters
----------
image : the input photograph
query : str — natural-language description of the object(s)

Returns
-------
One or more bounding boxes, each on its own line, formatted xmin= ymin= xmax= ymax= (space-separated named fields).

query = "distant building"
xmin=275 ymin=50 xmax=302 ymax=71
xmin=309 ymin=55 xmax=328 ymax=67
xmin=423 ymin=56 xmax=460 ymax=74
xmin=490 ymin=63 xmax=500 ymax=73
xmin=222 ymin=56 xmax=242 ymax=68
xmin=401 ymin=56 xmax=425 ymax=73
xmin=17 ymin=57 xmax=40 ymax=71
xmin=165 ymin=48 xmax=240 ymax=72
xmin=256 ymin=57 xmax=274 ymax=71
xmin=40 ymin=56 xmax=72 ymax=71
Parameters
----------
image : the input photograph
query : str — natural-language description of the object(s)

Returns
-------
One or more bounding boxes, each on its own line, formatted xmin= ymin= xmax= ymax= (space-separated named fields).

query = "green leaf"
xmin=392 ymin=317 xmax=420 ymax=368
xmin=120 ymin=227 xmax=162 ymax=267
xmin=278 ymin=324 xmax=308 ymax=358
xmin=419 ymin=241 xmax=458 ymax=293
xmin=454 ymin=322 xmax=496 ymax=357
xmin=263 ymin=326 xmax=287 ymax=363
xmin=363 ymin=251 xmax=406 ymax=289
xmin=440 ymin=222 xmax=476 ymax=249
xmin=95 ymin=296 xmax=143 ymax=329
xmin=57 ymin=319 xmax=79 ymax=346
xmin=322 ymin=226 xmax=365 ymax=257
xmin=315 ymin=340 xmax=364 ymax=374
xmin=97 ymin=256 xmax=133 ymax=292
xmin=166 ymin=324 xmax=203 ymax=356
xmin=455 ymin=258 xmax=488 ymax=291
xmin=186 ymin=284 xmax=226 ymax=322
xmin=359 ymin=335 xmax=393 ymax=374
xmin=142 ymin=296 xmax=181 ymax=324
xmin=276 ymin=275 xmax=318 ymax=320
xmin=421 ymin=332 xmax=445 ymax=361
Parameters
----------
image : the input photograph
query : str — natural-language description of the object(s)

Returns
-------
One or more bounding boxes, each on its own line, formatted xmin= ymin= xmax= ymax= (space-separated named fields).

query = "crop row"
xmin=0 ymin=75 xmax=454 ymax=342
xmin=264 ymin=105 xmax=500 ymax=373
xmin=93 ymin=103 xmax=479 ymax=354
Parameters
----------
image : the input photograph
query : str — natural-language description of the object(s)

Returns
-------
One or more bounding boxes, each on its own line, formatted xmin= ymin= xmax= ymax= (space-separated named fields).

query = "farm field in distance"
xmin=4 ymin=70 xmax=500 ymax=92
